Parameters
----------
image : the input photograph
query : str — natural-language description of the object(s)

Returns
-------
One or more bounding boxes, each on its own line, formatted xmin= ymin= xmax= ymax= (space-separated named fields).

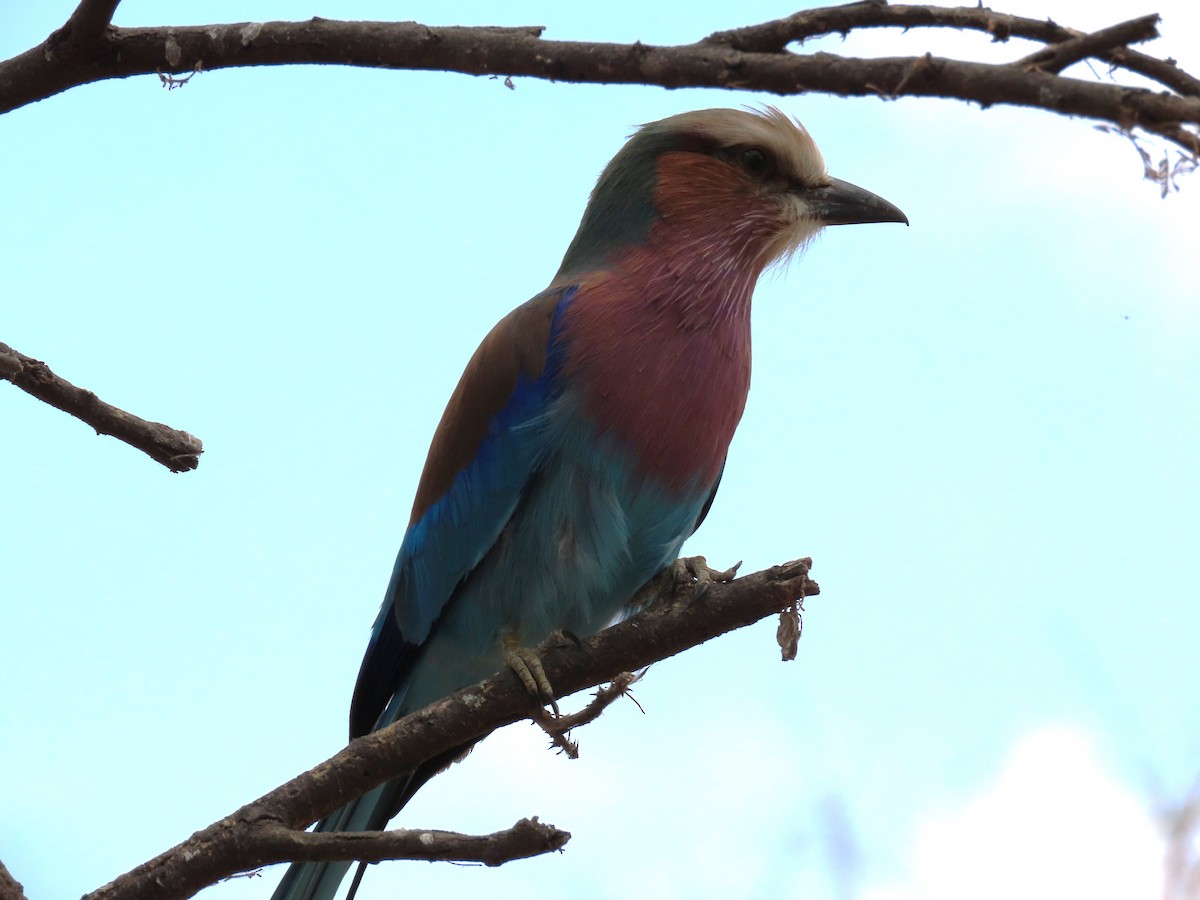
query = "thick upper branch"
xmin=84 ymin=558 xmax=818 ymax=900
xmin=1 ymin=9 xmax=1197 ymax=156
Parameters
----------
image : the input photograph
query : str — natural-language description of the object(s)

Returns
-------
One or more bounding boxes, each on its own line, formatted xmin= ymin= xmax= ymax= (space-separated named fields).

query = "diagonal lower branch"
xmin=0 ymin=341 xmax=203 ymax=473
xmin=83 ymin=558 xmax=818 ymax=900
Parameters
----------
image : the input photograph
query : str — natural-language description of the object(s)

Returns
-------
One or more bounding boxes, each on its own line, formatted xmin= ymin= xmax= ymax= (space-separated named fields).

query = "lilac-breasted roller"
xmin=273 ymin=107 xmax=906 ymax=900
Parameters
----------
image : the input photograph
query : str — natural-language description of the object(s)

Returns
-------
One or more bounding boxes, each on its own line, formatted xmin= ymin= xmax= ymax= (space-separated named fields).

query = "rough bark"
xmin=0 ymin=860 xmax=28 ymax=900
xmin=0 ymin=342 xmax=202 ymax=473
xmin=62 ymin=558 xmax=817 ymax=900
xmin=1 ymin=3 xmax=1197 ymax=156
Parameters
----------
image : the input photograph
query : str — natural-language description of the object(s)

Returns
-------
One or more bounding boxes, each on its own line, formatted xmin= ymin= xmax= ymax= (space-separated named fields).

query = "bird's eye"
xmin=738 ymin=147 xmax=771 ymax=179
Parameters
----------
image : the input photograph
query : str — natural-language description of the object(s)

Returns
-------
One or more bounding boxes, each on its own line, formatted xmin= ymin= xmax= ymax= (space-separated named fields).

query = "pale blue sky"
xmin=2 ymin=2 xmax=1198 ymax=898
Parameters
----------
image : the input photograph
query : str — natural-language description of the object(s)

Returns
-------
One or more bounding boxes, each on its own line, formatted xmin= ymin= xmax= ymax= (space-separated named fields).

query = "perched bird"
xmin=273 ymin=106 xmax=906 ymax=900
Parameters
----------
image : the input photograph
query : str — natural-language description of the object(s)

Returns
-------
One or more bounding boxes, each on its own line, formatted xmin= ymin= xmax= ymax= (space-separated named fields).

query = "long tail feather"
xmin=269 ymin=778 xmax=405 ymax=900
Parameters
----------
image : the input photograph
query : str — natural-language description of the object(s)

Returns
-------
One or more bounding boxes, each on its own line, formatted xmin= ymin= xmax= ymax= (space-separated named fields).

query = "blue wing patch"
xmin=349 ymin=287 xmax=575 ymax=738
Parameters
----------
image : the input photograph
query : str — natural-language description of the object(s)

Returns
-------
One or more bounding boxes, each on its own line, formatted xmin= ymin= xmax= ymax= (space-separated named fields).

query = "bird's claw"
xmin=627 ymin=556 xmax=742 ymax=610
xmin=673 ymin=555 xmax=741 ymax=598
xmin=504 ymin=637 xmax=560 ymax=716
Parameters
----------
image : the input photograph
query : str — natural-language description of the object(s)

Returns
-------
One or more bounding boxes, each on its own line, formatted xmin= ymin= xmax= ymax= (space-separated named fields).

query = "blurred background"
xmin=2 ymin=1 xmax=1198 ymax=897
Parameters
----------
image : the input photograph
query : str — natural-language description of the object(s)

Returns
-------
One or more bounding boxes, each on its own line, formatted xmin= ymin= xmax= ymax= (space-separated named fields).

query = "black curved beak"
xmin=808 ymin=177 xmax=908 ymax=226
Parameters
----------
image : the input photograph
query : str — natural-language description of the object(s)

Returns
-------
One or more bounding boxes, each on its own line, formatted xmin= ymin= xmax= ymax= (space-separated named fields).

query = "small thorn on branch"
xmin=883 ymin=53 xmax=934 ymax=100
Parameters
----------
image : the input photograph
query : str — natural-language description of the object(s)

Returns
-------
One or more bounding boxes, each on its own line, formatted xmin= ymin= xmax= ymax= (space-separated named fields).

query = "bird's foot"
xmin=672 ymin=555 xmax=741 ymax=599
xmin=504 ymin=635 xmax=560 ymax=716
xmin=628 ymin=555 xmax=742 ymax=610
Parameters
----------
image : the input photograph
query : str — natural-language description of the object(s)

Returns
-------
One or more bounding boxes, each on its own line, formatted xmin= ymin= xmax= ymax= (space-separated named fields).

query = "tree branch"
xmin=3 ymin=4 xmax=1196 ymax=463
xmin=705 ymin=3 xmax=1200 ymax=98
xmin=254 ymin=817 xmax=569 ymax=866
xmin=0 ymin=341 xmax=203 ymax=473
xmin=60 ymin=0 xmax=122 ymax=44
xmin=533 ymin=671 xmax=646 ymax=759
xmin=0 ymin=859 xmax=28 ymax=900
xmin=1 ymin=6 xmax=1197 ymax=156
xmin=83 ymin=557 xmax=818 ymax=900
xmin=1015 ymin=14 xmax=1161 ymax=76
xmin=41 ymin=0 xmax=123 ymax=78
xmin=706 ymin=1 xmax=1087 ymax=52
xmin=1104 ymin=44 xmax=1200 ymax=101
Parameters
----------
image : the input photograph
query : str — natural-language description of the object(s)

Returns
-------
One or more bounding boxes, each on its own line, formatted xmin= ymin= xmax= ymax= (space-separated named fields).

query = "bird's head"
xmin=555 ymin=106 xmax=907 ymax=283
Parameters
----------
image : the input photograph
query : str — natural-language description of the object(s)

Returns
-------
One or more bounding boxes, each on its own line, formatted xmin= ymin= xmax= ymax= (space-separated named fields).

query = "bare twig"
xmin=534 ymin=671 xmax=645 ymax=758
xmin=0 ymin=859 xmax=28 ymax=900
xmin=0 ymin=341 xmax=203 ymax=473
xmin=1104 ymin=45 xmax=1200 ymax=100
xmin=703 ymin=3 xmax=1200 ymax=96
xmin=1015 ymin=14 xmax=1160 ymax=75
xmin=704 ymin=2 xmax=1078 ymax=51
xmin=83 ymin=558 xmax=818 ymax=900
xmin=254 ymin=817 xmax=569 ymax=867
